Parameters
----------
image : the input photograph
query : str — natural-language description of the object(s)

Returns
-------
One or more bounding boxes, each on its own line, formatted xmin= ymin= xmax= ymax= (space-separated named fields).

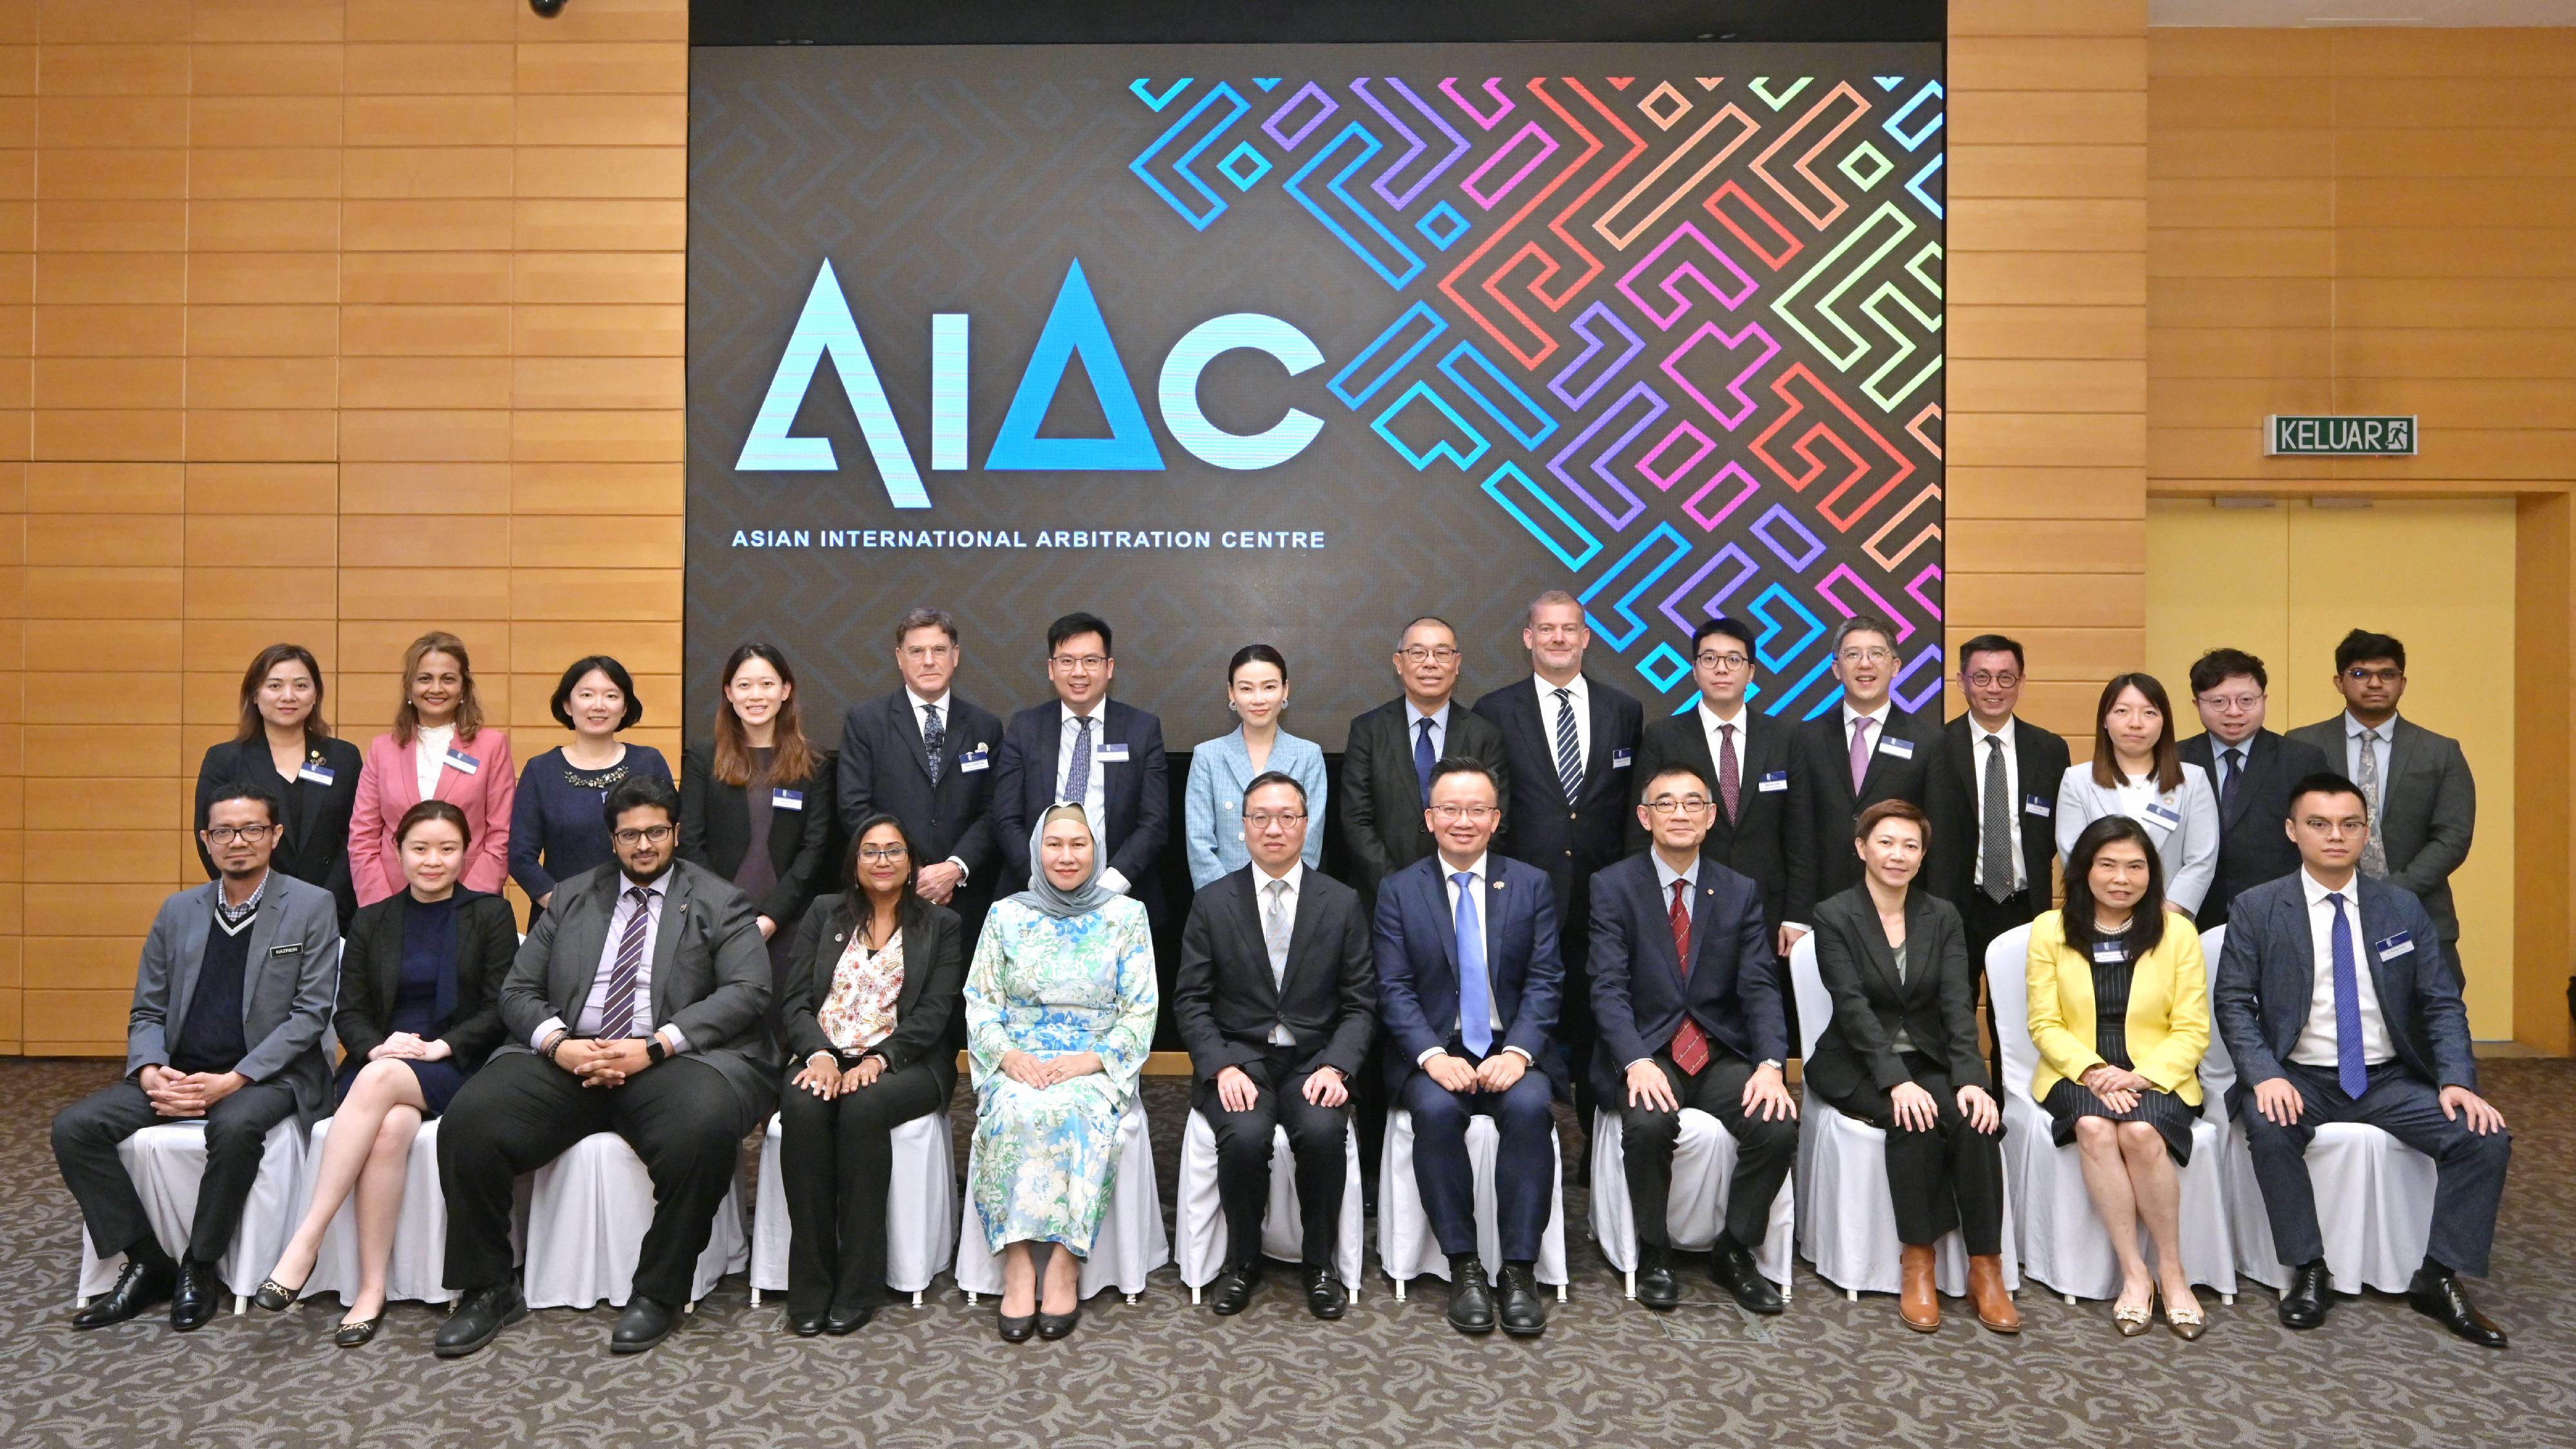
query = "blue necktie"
xmin=2325 ymin=891 xmax=2369 ymax=1099
xmin=1063 ymin=715 xmax=1094 ymax=808
xmin=1414 ymin=717 xmax=1437 ymax=807
xmin=1454 ymin=871 xmax=1492 ymax=1057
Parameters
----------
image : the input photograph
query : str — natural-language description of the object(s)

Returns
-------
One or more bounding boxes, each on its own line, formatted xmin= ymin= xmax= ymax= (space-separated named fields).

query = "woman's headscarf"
xmin=1009 ymin=802 xmax=1117 ymax=920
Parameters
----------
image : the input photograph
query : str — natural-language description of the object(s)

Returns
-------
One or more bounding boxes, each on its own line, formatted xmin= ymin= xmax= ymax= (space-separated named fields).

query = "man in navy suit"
xmin=1376 ymin=757 xmax=1564 ymax=1338
xmin=2213 ymin=772 xmax=2510 ymax=1347
xmin=991 ymin=611 xmax=1170 ymax=917
xmin=1589 ymin=763 xmax=1797 ymax=1314
xmin=835 ymin=606 xmax=1006 ymax=947
xmin=2179 ymin=647 xmax=2327 ymax=930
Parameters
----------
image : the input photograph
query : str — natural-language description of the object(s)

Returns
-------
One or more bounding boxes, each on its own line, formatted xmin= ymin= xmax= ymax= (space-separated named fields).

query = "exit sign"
xmin=2266 ymin=415 xmax=2418 ymax=456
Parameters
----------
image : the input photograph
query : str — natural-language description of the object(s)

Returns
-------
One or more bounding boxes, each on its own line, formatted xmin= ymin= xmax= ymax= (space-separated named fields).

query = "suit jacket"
xmin=1336 ymin=696 xmax=1511 ymax=910
xmin=780 ymin=898 xmax=967 ymax=1103
xmin=126 ymin=871 xmax=341 ymax=1124
xmin=2283 ymin=714 xmax=2476 ymax=942
xmin=2211 ymin=871 xmax=2476 ymax=1094
xmin=2023 ymin=909 xmax=2207 ymax=1107
xmin=2050 ymin=762 xmax=2222 ymax=918
xmin=834 ymin=690 xmax=1005 ymax=894
xmin=348 ymin=728 xmax=516 ymax=907
xmin=495 ymin=858 xmax=779 ymax=1127
xmin=990 ymin=697 xmax=1169 ymax=903
xmin=1586 ymin=853 xmax=1786 ymax=1105
xmin=1173 ymin=866 xmax=1378 ymax=1087
xmin=1627 ymin=706 xmax=1814 ymax=933
xmin=677 ymin=738 xmax=837 ymax=930
xmin=1371 ymin=853 xmax=1566 ymax=1095
xmin=195 ymin=735 xmax=365 ymax=928
xmin=2179 ymin=728 xmax=2329 ymax=929
xmin=1182 ymin=727 xmax=1329 ymax=891
xmin=1922 ymin=715 xmax=2070 ymax=918
xmin=1801 ymin=885 xmax=1990 ymax=1108
xmin=332 ymin=889 xmax=517 ymax=1070
xmin=1473 ymin=673 xmax=1645 ymax=913
xmin=1794 ymin=705 xmax=1936 ymax=918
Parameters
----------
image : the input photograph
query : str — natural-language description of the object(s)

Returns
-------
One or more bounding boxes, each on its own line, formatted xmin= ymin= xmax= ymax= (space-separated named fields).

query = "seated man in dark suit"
xmin=1375 ymin=758 xmax=1564 ymax=1338
xmin=2212 ymin=773 xmax=2510 ymax=1347
xmin=835 ymin=606 xmax=1005 ymax=946
xmin=1590 ymin=764 xmax=1797 ymax=1313
xmin=53 ymin=781 xmax=339 ymax=1331
xmin=2180 ymin=647 xmax=2327 ymax=929
xmin=1173 ymin=772 xmax=1378 ymax=1319
xmin=435 ymin=776 xmax=776 ymax=1358
xmin=991 ymin=611 xmax=1170 ymax=922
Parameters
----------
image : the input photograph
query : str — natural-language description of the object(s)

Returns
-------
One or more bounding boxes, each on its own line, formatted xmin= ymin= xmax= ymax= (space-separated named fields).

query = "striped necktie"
xmin=600 ymin=885 xmax=652 ymax=1037
xmin=1553 ymin=687 xmax=1582 ymax=804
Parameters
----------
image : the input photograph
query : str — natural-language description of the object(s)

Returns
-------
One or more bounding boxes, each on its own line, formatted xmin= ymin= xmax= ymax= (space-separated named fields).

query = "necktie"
xmin=2220 ymin=746 xmax=2244 ymax=816
xmin=922 ymin=704 xmax=945 ymax=784
xmin=1669 ymin=879 xmax=1708 ymax=1075
xmin=1552 ymin=687 xmax=1583 ymax=805
xmin=1848 ymin=715 xmax=1875 ymax=795
xmin=1981 ymin=735 xmax=2014 ymax=904
xmin=600 ymin=885 xmax=651 ymax=1039
xmin=1454 ymin=871 xmax=1492 ymax=1057
xmin=1414 ymin=717 xmax=1437 ymax=807
xmin=1262 ymin=878 xmax=1293 ymax=990
xmin=2355 ymin=730 xmax=2389 ymax=877
xmin=1716 ymin=723 xmax=1740 ymax=824
xmin=1064 ymin=715 xmax=1095 ymax=808
xmin=2325 ymin=891 xmax=2369 ymax=1099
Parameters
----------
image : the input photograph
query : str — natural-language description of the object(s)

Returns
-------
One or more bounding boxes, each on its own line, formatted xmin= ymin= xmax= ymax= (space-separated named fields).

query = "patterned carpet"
xmin=1 ymin=1057 xmax=2567 ymax=1448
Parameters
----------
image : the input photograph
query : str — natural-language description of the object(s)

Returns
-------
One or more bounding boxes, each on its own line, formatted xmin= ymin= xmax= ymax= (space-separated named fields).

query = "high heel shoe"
xmin=996 ymin=1305 xmax=1037 ymax=1343
xmin=334 ymin=1315 xmax=383 ymax=1348
xmin=253 ymin=1271 xmax=308 ymax=1313
xmin=2164 ymin=1286 xmax=2207 ymax=1341
xmin=2114 ymin=1284 xmax=2156 ymax=1338
xmin=1036 ymin=1302 xmax=1081 ymax=1340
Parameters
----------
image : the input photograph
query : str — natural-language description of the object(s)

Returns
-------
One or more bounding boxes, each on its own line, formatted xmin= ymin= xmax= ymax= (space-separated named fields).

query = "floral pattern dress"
xmin=964 ymin=895 xmax=1158 ymax=1255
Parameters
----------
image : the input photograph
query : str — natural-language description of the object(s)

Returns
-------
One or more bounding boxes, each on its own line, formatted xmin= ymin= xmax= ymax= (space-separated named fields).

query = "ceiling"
xmin=2152 ymin=0 xmax=2576 ymax=22
xmin=687 ymin=1 xmax=1946 ymax=47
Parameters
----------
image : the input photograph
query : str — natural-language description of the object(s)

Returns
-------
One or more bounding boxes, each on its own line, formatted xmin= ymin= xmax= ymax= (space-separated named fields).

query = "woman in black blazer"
xmin=680 ymin=643 xmax=836 ymax=1023
xmin=775 ymin=814 xmax=966 ymax=1336
xmin=1806 ymin=799 xmax=2015 ymax=1336
xmin=194 ymin=643 xmax=365 ymax=929
xmin=256 ymin=800 xmax=516 ymax=1346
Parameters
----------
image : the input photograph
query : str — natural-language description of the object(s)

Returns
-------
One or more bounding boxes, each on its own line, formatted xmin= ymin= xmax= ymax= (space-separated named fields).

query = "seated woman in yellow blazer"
xmin=2027 ymin=813 xmax=2210 ymax=1341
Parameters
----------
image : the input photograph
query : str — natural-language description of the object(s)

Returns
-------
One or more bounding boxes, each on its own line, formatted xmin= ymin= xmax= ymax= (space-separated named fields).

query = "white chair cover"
xmin=750 ymin=1110 xmax=959 ymax=1302
xmin=1586 ymin=1108 xmax=1794 ymax=1290
xmin=296 ymin=1115 xmax=484 ymax=1307
xmin=1174 ymin=1108 xmax=1365 ymax=1294
xmin=2197 ymin=925 xmax=2437 ymax=1294
xmin=1985 ymin=923 xmax=2237 ymax=1298
xmin=1787 ymin=934 xmax=2020 ymax=1298
xmin=1376 ymin=1106 xmax=1569 ymax=1289
xmin=520 ymin=1132 xmax=748 ymax=1309
xmin=76 ymin=1118 xmax=307 ymax=1306
xmin=952 ymin=1098 xmax=1168 ymax=1300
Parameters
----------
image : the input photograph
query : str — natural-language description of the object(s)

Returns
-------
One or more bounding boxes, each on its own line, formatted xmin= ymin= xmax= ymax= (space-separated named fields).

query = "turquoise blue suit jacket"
xmin=1182 ymin=726 xmax=1327 ymax=891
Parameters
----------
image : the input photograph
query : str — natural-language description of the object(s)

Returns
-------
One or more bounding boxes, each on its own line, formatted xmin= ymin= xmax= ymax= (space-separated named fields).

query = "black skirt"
xmin=2042 ymin=1077 xmax=2195 ymax=1166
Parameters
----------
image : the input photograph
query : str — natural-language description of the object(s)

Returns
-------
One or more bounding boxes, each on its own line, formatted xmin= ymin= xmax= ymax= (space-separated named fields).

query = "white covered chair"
xmin=1175 ymin=1109 xmax=1365 ymax=1303
xmin=1788 ymin=934 xmax=2021 ymax=1299
xmin=1985 ymin=923 xmax=2237 ymax=1303
xmin=2199 ymin=925 xmax=2437 ymax=1294
xmin=294 ymin=1115 xmax=491 ymax=1308
xmin=1588 ymin=1108 xmax=1794 ymax=1302
xmin=75 ymin=1117 xmax=308 ymax=1315
xmin=749 ymin=1110 xmax=958 ymax=1308
xmin=954 ymin=1098 xmax=1167 ymax=1303
xmin=520 ymin=1132 xmax=748 ymax=1311
xmin=1376 ymin=1106 xmax=1569 ymax=1300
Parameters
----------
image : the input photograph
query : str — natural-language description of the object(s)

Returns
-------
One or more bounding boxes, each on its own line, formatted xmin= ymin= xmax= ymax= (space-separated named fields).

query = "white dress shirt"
xmin=1419 ymin=851 xmax=1526 ymax=1065
xmin=2112 ymin=772 xmax=2157 ymax=824
xmin=1698 ymin=699 xmax=1750 ymax=788
xmin=1969 ymin=716 xmax=2025 ymax=893
xmin=1629 ymin=852 xmax=1701 ymax=1072
xmin=2344 ymin=712 xmax=2395 ymax=797
xmin=1537 ymin=671 xmax=1591 ymax=778
xmin=2287 ymin=869 xmax=2395 ymax=1070
xmin=1254 ymin=859 xmax=1303 ymax=1045
xmin=908 ymin=687 xmax=969 ymax=877
xmin=1407 ymin=698 xmax=1450 ymax=760
xmin=413 ymin=723 xmax=455 ymax=802
xmin=1843 ymin=701 xmax=1891 ymax=762
xmin=1057 ymin=701 xmax=1128 ymax=896
xmin=535 ymin=869 xmax=687 ymax=1054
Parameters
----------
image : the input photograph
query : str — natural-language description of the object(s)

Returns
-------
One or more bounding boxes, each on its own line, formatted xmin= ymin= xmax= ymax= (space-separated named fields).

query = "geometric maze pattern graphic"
xmin=1132 ymin=72 xmax=1945 ymax=717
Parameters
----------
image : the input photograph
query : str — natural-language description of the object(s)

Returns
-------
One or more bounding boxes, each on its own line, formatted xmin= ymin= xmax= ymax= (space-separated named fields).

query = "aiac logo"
xmin=739 ymin=258 xmax=1326 ymax=507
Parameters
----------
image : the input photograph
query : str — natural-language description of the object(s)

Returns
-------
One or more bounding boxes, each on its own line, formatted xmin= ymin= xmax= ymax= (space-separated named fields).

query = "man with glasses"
xmin=1793 ymin=614 xmax=1936 ymax=915
xmin=835 ymin=607 xmax=1005 ymax=947
xmin=992 ymin=611 xmax=1170 ymax=923
xmin=2286 ymin=629 xmax=2476 ymax=961
xmin=53 ymin=781 xmax=340 ymax=1331
xmin=2179 ymin=647 xmax=2325 ymax=929
xmin=1588 ymin=764 xmax=1797 ymax=1312
xmin=434 ymin=775 xmax=775 ymax=1358
xmin=1924 ymin=634 xmax=2069 ymax=979
xmin=1173 ymin=772 xmax=1377 ymax=1319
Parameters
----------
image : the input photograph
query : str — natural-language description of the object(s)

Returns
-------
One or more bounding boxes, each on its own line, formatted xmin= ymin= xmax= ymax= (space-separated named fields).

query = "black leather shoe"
xmin=2277 ymin=1262 xmax=2331 ymax=1331
xmin=1635 ymin=1246 xmax=1682 ymax=1310
xmin=824 ymin=1304 xmax=875 ymax=1336
xmin=1446 ymin=1258 xmax=1497 ymax=1335
xmin=1498 ymin=1263 xmax=1549 ymax=1337
xmin=998 ymin=1302 xmax=1036 ymax=1342
xmin=1710 ymin=1238 xmax=1785 ymax=1315
xmin=73 ymin=1258 xmax=175 ymax=1330
xmin=333 ymin=1315 xmax=383 ymax=1349
xmin=2408 ymin=1270 xmax=2507 ymax=1349
xmin=788 ymin=1311 xmax=826 ymax=1337
xmin=433 ymin=1283 xmax=527 ymax=1358
xmin=170 ymin=1258 xmax=223 ymax=1331
xmin=1209 ymin=1262 xmax=1260 ymax=1316
xmin=610 ymin=1295 xmax=676 ymax=1355
xmin=1036 ymin=1303 xmax=1081 ymax=1340
xmin=1302 ymin=1265 xmax=1347 ymax=1320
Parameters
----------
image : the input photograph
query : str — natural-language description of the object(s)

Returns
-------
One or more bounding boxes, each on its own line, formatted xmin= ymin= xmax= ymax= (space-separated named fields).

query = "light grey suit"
xmin=2051 ymin=761 xmax=2222 ymax=917
xmin=2284 ymin=713 xmax=2474 ymax=943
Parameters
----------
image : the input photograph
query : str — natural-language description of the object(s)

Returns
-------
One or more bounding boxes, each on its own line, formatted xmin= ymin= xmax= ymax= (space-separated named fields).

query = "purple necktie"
xmin=2326 ymin=892 xmax=2369 ymax=1100
xmin=1848 ymin=715 xmax=1874 ymax=795
xmin=600 ymin=886 xmax=650 ymax=1037
xmin=1717 ymin=723 xmax=1740 ymax=822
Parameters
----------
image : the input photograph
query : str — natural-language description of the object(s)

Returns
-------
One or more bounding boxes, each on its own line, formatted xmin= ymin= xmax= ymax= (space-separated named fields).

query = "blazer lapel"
xmin=560 ymin=872 xmax=617 ymax=1011
xmin=240 ymin=887 xmax=287 ymax=1027
xmin=1946 ymin=718 xmax=1977 ymax=801
xmin=1898 ymin=892 xmax=1940 ymax=1005
xmin=893 ymin=912 xmax=929 ymax=1018
xmin=2382 ymin=717 xmax=2416 ymax=791
xmin=893 ymin=696 xmax=935 ymax=783
xmin=1232 ymin=871 xmax=1278 ymax=1005
xmin=390 ymin=739 xmax=427 ymax=809
xmin=166 ymin=885 xmax=218 ymax=1032
xmin=647 ymin=871 xmax=689 ymax=1022
xmin=1279 ymin=869 xmax=1327 ymax=999
xmin=1582 ymin=679 xmax=1618 ymax=793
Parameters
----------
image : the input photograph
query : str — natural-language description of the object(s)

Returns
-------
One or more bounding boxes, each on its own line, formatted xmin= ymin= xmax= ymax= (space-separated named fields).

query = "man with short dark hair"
xmin=992 ymin=612 xmax=1170 ymax=918
xmin=1924 ymin=633 xmax=2069 ymax=994
xmin=1792 ymin=614 xmax=1935 ymax=919
xmin=836 ymin=606 xmax=1005 ymax=945
xmin=2179 ymin=647 xmax=2326 ymax=929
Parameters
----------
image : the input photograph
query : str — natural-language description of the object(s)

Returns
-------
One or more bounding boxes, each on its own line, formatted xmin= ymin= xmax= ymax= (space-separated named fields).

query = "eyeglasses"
xmin=203 ymin=824 xmax=275 ymax=845
xmin=1838 ymin=647 xmax=1893 ymax=665
xmin=1643 ymin=796 xmax=1712 ymax=815
xmin=2196 ymin=691 xmax=2262 ymax=712
xmin=1245 ymin=811 xmax=1307 ymax=829
xmin=1429 ymin=804 xmax=1498 ymax=824
xmin=1694 ymin=650 xmax=1751 ymax=671
xmin=612 ymin=824 xmax=675 ymax=846
xmin=1399 ymin=646 xmax=1461 ymax=665
xmin=1050 ymin=654 xmax=1108 ymax=672
xmin=857 ymin=843 xmax=909 ymax=863
xmin=2299 ymin=818 xmax=2370 ymax=838
xmin=1964 ymin=671 xmax=2020 ymax=689
xmin=2344 ymin=667 xmax=2402 ymax=685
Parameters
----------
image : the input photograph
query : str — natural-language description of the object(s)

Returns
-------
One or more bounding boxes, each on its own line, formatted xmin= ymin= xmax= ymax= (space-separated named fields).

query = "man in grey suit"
xmin=2213 ymin=772 xmax=2510 ymax=1347
xmin=52 ymin=781 xmax=339 ymax=1331
xmin=2284 ymin=630 xmax=2474 ymax=949
xmin=435 ymin=775 xmax=775 ymax=1359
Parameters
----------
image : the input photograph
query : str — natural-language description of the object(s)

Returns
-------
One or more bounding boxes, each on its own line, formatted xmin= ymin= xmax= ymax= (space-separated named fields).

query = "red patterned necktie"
xmin=1670 ymin=879 xmax=1709 ymax=1075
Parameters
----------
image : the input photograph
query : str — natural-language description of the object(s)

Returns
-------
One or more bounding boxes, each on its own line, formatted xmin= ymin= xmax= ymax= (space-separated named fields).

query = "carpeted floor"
xmin=1 ymin=1057 xmax=2567 ymax=1448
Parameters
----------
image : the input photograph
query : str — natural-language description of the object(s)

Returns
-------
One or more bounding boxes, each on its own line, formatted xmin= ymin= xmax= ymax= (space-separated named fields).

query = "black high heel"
xmin=996 ymin=1306 xmax=1037 ymax=1343
xmin=1036 ymin=1303 xmax=1081 ymax=1340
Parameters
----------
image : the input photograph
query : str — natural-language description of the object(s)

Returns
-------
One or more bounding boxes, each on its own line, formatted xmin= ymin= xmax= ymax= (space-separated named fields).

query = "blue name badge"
xmin=956 ymin=748 xmax=990 ymax=773
xmin=442 ymin=748 xmax=480 ymax=776
xmin=296 ymin=760 xmax=336 ymax=786
xmin=1095 ymin=743 xmax=1130 ymax=762
xmin=2091 ymin=940 xmax=2127 ymax=964
xmin=2373 ymin=929 xmax=2415 ymax=959
xmin=1611 ymin=746 xmax=1633 ymax=769
xmin=772 ymin=788 xmax=804 ymax=811
xmin=1756 ymin=769 xmax=1788 ymax=793
xmin=1878 ymin=735 xmax=1915 ymax=760
xmin=2145 ymin=800 xmax=2183 ymax=828
xmin=2023 ymin=794 xmax=2051 ymax=818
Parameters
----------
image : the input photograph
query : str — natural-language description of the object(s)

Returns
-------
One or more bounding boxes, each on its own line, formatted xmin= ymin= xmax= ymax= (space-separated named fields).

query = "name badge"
xmin=442 ymin=748 xmax=480 ymax=776
xmin=267 ymin=943 xmax=303 ymax=957
xmin=2145 ymin=800 xmax=2182 ymax=828
xmin=1095 ymin=743 xmax=1130 ymax=762
xmin=2374 ymin=930 xmax=2415 ymax=959
xmin=296 ymin=761 xmax=336 ymax=786
xmin=1610 ymin=747 xmax=1633 ymax=769
xmin=2023 ymin=794 xmax=2051 ymax=818
xmin=1756 ymin=770 xmax=1789 ymax=793
xmin=772 ymin=788 xmax=804 ymax=811
xmin=1878 ymin=735 xmax=1915 ymax=760
xmin=957 ymin=748 xmax=990 ymax=773
xmin=2090 ymin=940 xmax=2126 ymax=964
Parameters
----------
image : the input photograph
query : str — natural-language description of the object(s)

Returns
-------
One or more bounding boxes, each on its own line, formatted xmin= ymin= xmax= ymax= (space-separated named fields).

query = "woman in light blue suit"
xmin=2054 ymin=672 xmax=2221 ymax=918
xmin=1183 ymin=645 xmax=1327 ymax=890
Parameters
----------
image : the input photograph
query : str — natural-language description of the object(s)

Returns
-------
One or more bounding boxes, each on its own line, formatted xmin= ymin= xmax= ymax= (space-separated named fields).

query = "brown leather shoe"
xmin=1969 ymin=1253 xmax=2020 ymax=1334
xmin=1899 ymin=1243 xmax=1940 ymax=1332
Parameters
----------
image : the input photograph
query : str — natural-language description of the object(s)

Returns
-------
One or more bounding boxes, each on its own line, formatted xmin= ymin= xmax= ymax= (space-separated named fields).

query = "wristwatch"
xmin=645 ymin=1037 xmax=668 ymax=1066
xmin=1757 ymin=1059 xmax=1784 ymax=1072
xmin=542 ymin=1031 xmax=569 ymax=1063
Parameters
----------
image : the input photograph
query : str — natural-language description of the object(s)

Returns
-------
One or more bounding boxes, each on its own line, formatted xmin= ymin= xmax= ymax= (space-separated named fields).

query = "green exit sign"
xmin=2266 ymin=415 xmax=2417 ymax=456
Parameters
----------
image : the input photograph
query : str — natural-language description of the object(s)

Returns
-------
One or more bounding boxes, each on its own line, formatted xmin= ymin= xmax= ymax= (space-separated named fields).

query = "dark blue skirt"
xmin=336 ymin=1056 xmax=468 ymax=1119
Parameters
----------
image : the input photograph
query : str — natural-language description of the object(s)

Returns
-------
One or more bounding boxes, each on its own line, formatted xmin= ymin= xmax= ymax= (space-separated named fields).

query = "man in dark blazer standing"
xmin=1792 ymin=613 xmax=1936 ymax=922
xmin=435 ymin=776 xmax=776 ymax=1359
xmin=1473 ymin=589 xmax=1643 ymax=1136
xmin=1173 ymin=772 xmax=1377 ymax=1320
xmin=1339 ymin=615 xmax=1511 ymax=915
xmin=991 ymin=612 xmax=1170 ymax=920
xmin=2179 ymin=647 xmax=2327 ymax=929
xmin=1376 ymin=758 xmax=1564 ymax=1338
xmin=1591 ymin=762 xmax=1797 ymax=1314
xmin=2212 ymin=772 xmax=2509 ymax=1347
xmin=836 ymin=606 xmax=1005 ymax=945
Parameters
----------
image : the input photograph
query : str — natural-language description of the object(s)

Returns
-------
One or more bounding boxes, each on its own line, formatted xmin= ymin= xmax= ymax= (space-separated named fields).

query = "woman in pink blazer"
xmin=348 ymin=631 xmax=516 ymax=905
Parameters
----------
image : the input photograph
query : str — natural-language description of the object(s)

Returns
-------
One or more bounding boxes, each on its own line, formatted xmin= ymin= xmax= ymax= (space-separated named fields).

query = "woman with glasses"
xmin=195 ymin=643 xmax=365 ymax=928
xmin=2052 ymin=673 xmax=2221 ymax=918
xmin=348 ymin=631 xmax=515 ymax=907
xmin=509 ymin=655 xmax=672 ymax=929
xmin=1183 ymin=644 xmax=1328 ymax=891
xmin=775 ymin=814 xmax=967 ymax=1336
xmin=680 ymin=643 xmax=836 ymax=1033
